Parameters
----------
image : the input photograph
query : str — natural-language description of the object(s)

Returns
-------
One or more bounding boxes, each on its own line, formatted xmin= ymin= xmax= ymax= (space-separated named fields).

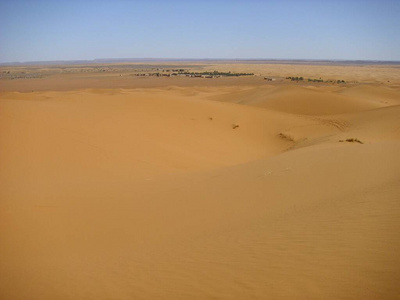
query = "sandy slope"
xmin=1 ymin=82 xmax=400 ymax=299
xmin=0 ymin=88 xmax=312 ymax=192
xmin=208 ymin=85 xmax=399 ymax=115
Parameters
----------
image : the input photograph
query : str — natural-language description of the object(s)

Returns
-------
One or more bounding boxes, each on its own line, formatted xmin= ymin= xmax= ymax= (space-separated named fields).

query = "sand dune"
xmin=1 ymin=66 xmax=400 ymax=299
xmin=208 ymin=85 xmax=392 ymax=115
xmin=0 ymin=89 xmax=313 ymax=191
xmin=336 ymin=85 xmax=400 ymax=106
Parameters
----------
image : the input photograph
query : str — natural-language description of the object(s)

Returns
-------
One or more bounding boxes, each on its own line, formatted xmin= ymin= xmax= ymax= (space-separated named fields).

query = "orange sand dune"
xmin=0 ymin=89 xmax=315 ymax=193
xmin=209 ymin=85 xmax=391 ymax=115
xmin=1 ymin=78 xmax=400 ymax=299
xmin=335 ymin=85 xmax=400 ymax=106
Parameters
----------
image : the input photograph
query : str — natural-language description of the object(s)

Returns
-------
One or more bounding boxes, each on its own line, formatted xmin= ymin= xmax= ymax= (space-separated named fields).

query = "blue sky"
xmin=0 ymin=0 xmax=399 ymax=62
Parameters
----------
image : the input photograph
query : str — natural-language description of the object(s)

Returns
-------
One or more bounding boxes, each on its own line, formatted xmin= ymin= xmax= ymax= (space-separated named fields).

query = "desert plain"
xmin=1 ymin=61 xmax=400 ymax=299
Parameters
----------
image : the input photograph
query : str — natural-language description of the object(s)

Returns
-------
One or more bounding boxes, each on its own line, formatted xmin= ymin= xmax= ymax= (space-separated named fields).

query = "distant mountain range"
xmin=1 ymin=58 xmax=399 ymax=66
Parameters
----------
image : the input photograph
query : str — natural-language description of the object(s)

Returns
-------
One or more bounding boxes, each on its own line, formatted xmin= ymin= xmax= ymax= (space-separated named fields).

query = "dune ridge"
xmin=208 ymin=84 xmax=399 ymax=115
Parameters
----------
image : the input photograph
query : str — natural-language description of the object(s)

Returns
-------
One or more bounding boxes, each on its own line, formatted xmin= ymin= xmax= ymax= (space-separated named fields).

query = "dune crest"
xmin=208 ymin=84 xmax=395 ymax=115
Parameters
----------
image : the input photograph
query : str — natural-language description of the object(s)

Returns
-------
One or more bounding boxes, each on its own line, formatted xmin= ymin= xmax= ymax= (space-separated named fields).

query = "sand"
xmin=1 ymin=62 xmax=400 ymax=299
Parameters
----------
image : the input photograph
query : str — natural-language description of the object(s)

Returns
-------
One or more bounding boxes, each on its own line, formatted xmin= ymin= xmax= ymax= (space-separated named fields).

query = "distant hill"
xmin=1 ymin=58 xmax=399 ymax=67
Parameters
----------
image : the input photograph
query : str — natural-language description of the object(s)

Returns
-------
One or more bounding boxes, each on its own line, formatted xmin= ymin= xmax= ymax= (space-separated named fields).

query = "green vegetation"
xmin=181 ymin=70 xmax=254 ymax=77
xmin=286 ymin=76 xmax=346 ymax=84
xmin=308 ymin=78 xmax=324 ymax=82
xmin=286 ymin=76 xmax=303 ymax=81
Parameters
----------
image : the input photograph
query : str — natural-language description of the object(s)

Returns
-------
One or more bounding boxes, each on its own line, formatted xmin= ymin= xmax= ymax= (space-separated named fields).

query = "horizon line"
xmin=1 ymin=57 xmax=400 ymax=66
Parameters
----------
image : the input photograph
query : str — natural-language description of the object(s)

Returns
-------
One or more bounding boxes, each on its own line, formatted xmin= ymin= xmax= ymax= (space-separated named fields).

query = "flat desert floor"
xmin=1 ymin=62 xmax=400 ymax=299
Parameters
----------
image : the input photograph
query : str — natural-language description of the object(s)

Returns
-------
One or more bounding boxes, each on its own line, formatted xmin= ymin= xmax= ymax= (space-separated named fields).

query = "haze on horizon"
xmin=0 ymin=0 xmax=399 ymax=63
